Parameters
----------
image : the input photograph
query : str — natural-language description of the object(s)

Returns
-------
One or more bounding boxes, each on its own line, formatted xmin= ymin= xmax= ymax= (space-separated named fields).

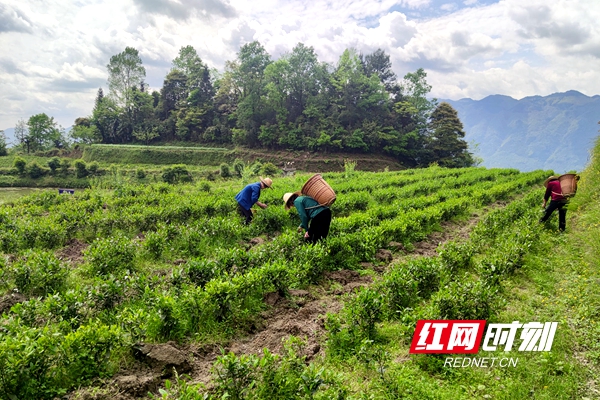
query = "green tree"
xmin=71 ymin=117 xmax=101 ymax=144
xmin=27 ymin=113 xmax=66 ymax=151
xmin=106 ymin=47 xmax=146 ymax=143
xmin=158 ymin=70 xmax=188 ymax=140
xmin=107 ymin=47 xmax=146 ymax=108
xmin=212 ymin=66 xmax=239 ymax=144
xmin=399 ymin=68 xmax=437 ymax=128
xmin=361 ymin=48 xmax=399 ymax=96
xmin=131 ymin=86 xmax=158 ymax=143
xmin=330 ymin=49 xmax=389 ymax=150
xmin=232 ymin=41 xmax=272 ymax=146
xmin=0 ymin=130 xmax=7 ymax=156
xmin=14 ymin=118 xmax=31 ymax=153
xmin=427 ymin=102 xmax=473 ymax=167
xmin=172 ymin=46 xmax=215 ymax=142
xmin=172 ymin=45 xmax=213 ymax=99
xmin=91 ymin=88 xmax=122 ymax=143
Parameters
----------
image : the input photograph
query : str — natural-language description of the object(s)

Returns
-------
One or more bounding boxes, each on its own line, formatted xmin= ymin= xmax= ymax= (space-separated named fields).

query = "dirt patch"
xmin=133 ymin=342 xmax=192 ymax=377
xmin=56 ymin=238 xmax=89 ymax=266
xmin=375 ymin=248 xmax=393 ymax=262
xmin=249 ymin=237 xmax=265 ymax=246
xmin=0 ymin=292 xmax=27 ymax=315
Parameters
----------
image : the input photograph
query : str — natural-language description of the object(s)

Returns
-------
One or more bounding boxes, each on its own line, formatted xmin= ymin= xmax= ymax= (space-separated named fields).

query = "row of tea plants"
xmin=0 ymin=166 xmax=548 ymax=398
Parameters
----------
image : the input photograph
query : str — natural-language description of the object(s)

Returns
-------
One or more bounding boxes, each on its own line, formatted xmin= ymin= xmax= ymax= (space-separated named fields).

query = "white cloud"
xmin=1 ymin=0 xmax=599 ymax=129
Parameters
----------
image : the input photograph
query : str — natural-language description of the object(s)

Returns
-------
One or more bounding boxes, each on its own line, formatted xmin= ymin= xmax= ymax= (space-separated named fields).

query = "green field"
xmin=0 ymin=156 xmax=598 ymax=399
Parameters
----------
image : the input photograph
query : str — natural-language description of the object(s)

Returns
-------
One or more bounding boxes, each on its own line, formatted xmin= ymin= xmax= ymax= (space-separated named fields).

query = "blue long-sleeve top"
xmin=235 ymin=182 xmax=262 ymax=211
xmin=294 ymin=195 xmax=327 ymax=230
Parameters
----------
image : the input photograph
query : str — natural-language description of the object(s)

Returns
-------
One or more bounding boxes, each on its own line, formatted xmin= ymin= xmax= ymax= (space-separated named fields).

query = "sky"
xmin=1 ymin=0 xmax=599 ymax=131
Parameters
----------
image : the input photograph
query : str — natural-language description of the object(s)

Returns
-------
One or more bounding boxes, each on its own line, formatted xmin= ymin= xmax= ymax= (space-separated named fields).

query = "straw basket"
xmin=301 ymin=174 xmax=336 ymax=207
xmin=558 ymin=173 xmax=579 ymax=198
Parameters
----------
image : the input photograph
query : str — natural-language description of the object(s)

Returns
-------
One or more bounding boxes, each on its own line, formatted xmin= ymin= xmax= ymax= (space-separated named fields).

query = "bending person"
xmin=235 ymin=177 xmax=272 ymax=225
xmin=539 ymin=175 xmax=568 ymax=232
xmin=283 ymin=191 xmax=332 ymax=243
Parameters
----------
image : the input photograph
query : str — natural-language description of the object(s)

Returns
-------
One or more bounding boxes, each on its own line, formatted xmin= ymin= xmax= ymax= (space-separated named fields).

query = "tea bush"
xmin=434 ymin=280 xmax=497 ymax=321
xmin=10 ymin=250 xmax=69 ymax=296
xmin=84 ymin=234 xmax=137 ymax=276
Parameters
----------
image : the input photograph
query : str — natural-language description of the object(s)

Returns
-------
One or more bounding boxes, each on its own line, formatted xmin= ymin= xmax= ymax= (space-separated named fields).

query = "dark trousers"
xmin=540 ymin=200 xmax=567 ymax=231
xmin=307 ymin=209 xmax=332 ymax=243
xmin=237 ymin=203 xmax=253 ymax=225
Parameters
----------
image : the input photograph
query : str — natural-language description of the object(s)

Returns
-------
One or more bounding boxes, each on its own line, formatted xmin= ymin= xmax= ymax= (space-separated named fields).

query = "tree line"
xmin=16 ymin=43 xmax=474 ymax=168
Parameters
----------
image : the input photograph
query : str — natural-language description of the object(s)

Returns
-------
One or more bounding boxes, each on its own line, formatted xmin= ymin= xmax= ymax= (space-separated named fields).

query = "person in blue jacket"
xmin=283 ymin=191 xmax=332 ymax=243
xmin=235 ymin=177 xmax=272 ymax=224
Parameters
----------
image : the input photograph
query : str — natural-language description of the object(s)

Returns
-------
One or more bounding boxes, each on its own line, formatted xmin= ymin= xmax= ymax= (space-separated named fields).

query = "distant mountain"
xmin=443 ymin=91 xmax=600 ymax=173
xmin=2 ymin=128 xmax=15 ymax=146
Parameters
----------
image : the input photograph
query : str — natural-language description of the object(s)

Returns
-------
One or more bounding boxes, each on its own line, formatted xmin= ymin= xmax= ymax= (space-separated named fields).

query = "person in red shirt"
xmin=539 ymin=175 xmax=568 ymax=231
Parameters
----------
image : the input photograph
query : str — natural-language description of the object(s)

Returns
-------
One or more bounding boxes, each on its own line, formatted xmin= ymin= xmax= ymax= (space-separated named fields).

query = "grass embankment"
xmin=0 ymin=143 xmax=406 ymax=188
xmin=82 ymin=144 xmax=406 ymax=172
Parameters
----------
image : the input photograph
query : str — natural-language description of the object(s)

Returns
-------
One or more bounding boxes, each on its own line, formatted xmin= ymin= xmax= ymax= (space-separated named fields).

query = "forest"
xmin=7 ymin=43 xmax=473 ymax=169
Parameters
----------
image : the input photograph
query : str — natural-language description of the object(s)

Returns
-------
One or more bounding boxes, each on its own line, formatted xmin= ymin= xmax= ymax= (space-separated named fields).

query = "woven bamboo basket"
xmin=301 ymin=174 xmax=336 ymax=207
xmin=558 ymin=174 xmax=578 ymax=198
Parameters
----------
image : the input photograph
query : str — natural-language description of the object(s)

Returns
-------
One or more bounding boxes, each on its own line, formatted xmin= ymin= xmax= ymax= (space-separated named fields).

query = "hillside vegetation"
xmin=1 ymin=137 xmax=599 ymax=398
xmin=0 ymin=165 xmax=547 ymax=399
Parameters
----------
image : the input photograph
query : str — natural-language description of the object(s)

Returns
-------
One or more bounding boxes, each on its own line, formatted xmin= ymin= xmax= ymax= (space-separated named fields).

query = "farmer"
xmin=283 ymin=191 xmax=332 ymax=243
xmin=539 ymin=175 xmax=568 ymax=232
xmin=235 ymin=177 xmax=272 ymax=225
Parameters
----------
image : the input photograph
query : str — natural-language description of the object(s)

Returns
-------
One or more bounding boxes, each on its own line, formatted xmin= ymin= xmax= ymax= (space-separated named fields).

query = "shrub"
xmin=148 ymin=293 xmax=183 ymax=341
xmin=380 ymin=265 xmax=419 ymax=317
xmin=162 ymin=165 xmax=192 ymax=184
xmin=434 ymin=280 xmax=497 ymax=321
xmin=13 ymin=156 xmax=26 ymax=174
xmin=198 ymin=181 xmax=211 ymax=192
xmin=10 ymin=250 xmax=69 ymax=296
xmin=85 ymin=234 xmax=137 ymax=276
xmin=60 ymin=158 xmax=71 ymax=174
xmin=27 ymin=162 xmax=45 ymax=179
xmin=233 ymin=159 xmax=244 ymax=177
xmin=260 ymin=162 xmax=279 ymax=177
xmin=143 ymin=230 xmax=167 ymax=260
xmin=47 ymin=157 xmax=61 ymax=173
xmin=87 ymin=161 xmax=99 ymax=175
xmin=73 ymin=160 xmax=87 ymax=178
xmin=186 ymin=259 xmax=221 ymax=287
xmin=346 ymin=287 xmax=383 ymax=340
xmin=220 ymin=163 xmax=232 ymax=178
xmin=438 ymin=240 xmax=474 ymax=274
xmin=136 ymin=168 xmax=146 ymax=179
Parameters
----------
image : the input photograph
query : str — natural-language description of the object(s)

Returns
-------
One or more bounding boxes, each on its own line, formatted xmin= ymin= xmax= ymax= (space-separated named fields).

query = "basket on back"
xmin=558 ymin=173 xmax=579 ymax=198
xmin=301 ymin=174 xmax=336 ymax=207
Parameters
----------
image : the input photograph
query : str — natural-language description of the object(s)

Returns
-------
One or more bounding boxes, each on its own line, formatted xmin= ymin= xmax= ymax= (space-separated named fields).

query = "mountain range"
xmin=443 ymin=90 xmax=600 ymax=173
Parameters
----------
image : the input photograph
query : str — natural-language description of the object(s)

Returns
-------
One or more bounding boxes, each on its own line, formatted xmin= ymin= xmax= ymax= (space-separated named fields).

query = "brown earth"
xmin=233 ymin=148 xmax=406 ymax=172
xmin=56 ymin=238 xmax=89 ymax=266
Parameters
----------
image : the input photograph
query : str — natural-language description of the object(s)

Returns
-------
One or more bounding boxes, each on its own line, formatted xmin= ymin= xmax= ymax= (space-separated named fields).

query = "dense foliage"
xmin=66 ymin=44 xmax=473 ymax=167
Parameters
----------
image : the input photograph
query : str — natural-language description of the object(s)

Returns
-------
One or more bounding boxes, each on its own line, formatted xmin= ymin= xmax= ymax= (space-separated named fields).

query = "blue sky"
xmin=1 ymin=0 xmax=599 ymax=131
